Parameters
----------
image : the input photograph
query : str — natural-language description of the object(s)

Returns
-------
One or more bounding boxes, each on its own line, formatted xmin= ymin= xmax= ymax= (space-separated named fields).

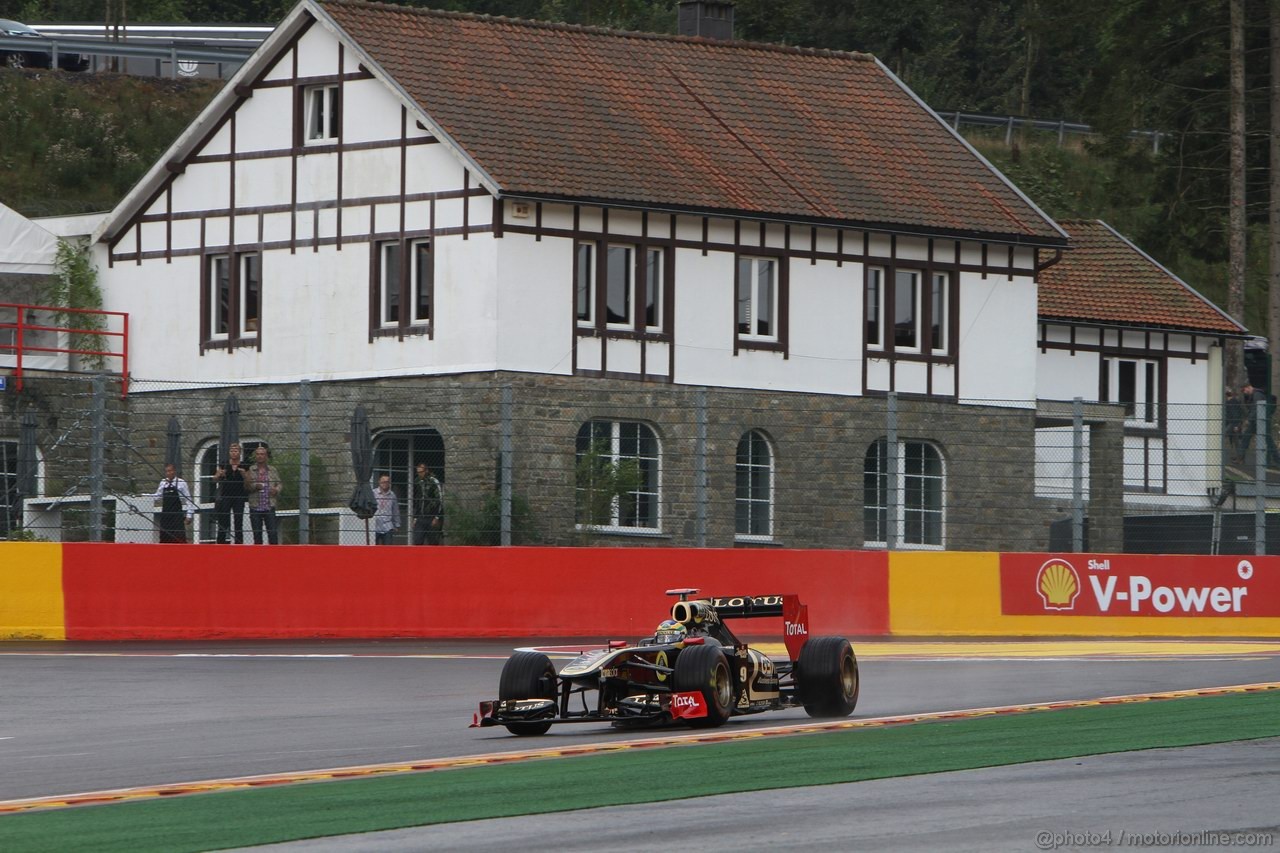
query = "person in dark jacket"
xmin=412 ymin=462 xmax=444 ymax=545
xmin=214 ymin=442 xmax=249 ymax=543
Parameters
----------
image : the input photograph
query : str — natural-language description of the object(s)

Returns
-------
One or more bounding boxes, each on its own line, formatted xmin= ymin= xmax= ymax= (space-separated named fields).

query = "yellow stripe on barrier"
xmin=0 ymin=543 xmax=65 ymax=640
xmin=1 ymin=681 xmax=1275 ymax=815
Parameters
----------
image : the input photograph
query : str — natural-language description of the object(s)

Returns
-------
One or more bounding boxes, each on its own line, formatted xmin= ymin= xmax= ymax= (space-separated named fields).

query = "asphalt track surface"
xmin=3 ymin=638 xmax=1280 ymax=807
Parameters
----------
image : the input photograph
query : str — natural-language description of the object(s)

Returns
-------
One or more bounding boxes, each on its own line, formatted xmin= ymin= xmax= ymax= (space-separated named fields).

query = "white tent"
xmin=0 ymin=201 xmax=60 ymax=276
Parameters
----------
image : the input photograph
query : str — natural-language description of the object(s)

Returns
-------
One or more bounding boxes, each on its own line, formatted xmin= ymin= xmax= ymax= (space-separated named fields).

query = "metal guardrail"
xmin=939 ymin=109 xmax=1167 ymax=153
xmin=0 ymin=33 xmax=253 ymax=76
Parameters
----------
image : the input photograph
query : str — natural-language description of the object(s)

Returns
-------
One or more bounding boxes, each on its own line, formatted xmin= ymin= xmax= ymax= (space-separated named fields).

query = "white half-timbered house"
xmin=1035 ymin=219 xmax=1245 ymax=513
xmin=75 ymin=0 xmax=1184 ymax=550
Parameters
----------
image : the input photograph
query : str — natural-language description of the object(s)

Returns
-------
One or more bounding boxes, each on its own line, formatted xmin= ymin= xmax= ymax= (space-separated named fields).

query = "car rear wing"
xmin=671 ymin=593 xmax=810 ymax=661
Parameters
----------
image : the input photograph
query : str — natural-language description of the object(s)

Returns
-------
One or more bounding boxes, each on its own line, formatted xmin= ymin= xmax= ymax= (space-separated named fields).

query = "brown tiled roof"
xmin=1040 ymin=220 xmax=1244 ymax=334
xmin=320 ymin=0 xmax=1064 ymax=243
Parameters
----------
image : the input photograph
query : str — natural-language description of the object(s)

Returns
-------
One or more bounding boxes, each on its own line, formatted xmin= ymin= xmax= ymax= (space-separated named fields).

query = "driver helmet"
xmin=653 ymin=619 xmax=687 ymax=646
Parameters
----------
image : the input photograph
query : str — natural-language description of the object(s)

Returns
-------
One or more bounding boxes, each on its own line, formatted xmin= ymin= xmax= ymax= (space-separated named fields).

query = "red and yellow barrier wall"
xmin=2 ymin=544 xmax=1278 ymax=640
xmin=1 ymin=544 xmax=888 ymax=640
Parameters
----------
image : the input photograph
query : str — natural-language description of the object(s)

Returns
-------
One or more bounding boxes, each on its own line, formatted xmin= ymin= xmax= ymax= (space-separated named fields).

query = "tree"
xmin=1270 ymin=0 xmax=1280 ymax=405
xmin=1228 ymin=0 xmax=1248 ymax=390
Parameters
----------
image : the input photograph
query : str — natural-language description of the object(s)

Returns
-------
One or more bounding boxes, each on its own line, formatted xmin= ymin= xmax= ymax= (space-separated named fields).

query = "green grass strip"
xmin=3 ymin=691 xmax=1278 ymax=853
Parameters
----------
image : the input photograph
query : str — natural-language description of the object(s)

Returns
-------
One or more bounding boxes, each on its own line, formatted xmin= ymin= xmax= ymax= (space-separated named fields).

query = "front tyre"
xmin=498 ymin=651 xmax=556 ymax=736
xmin=796 ymin=636 xmax=859 ymax=718
xmin=672 ymin=643 xmax=733 ymax=727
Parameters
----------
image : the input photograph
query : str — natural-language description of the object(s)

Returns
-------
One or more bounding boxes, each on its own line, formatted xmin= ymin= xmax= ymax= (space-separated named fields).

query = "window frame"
xmin=574 ymin=239 xmax=670 ymax=338
xmin=866 ymin=267 xmax=883 ymax=350
xmin=202 ymin=250 xmax=262 ymax=350
xmin=892 ymin=268 xmax=921 ymax=353
xmin=1100 ymin=355 xmax=1163 ymax=429
xmin=736 ymin=255 xmax=778 ymax=343
xmin=735 ymin=429 xmax=774 ymax=541
xmin=864 ymin=264 xmax=955 ymax=361
xmin=863 ymin=438 xmax=945 ymax=550
xmin=372 ymin=238 xmax=433 ymax=337
xmin=575 ymin=419 xmax=661 ymax=533
xmin=303 ymin=84 xmax=340 ymax=145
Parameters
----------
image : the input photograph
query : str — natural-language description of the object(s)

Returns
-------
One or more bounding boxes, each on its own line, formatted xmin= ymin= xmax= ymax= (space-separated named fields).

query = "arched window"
xmin=735 ymin=430 xmax=773 ymax=540
xmin=575 ymin=420 xmax=660 ymax=530
xmin=372 ymin=428 xmax=445 ymax=546
xmin=864 ymin=439 xmax=944 ymax=548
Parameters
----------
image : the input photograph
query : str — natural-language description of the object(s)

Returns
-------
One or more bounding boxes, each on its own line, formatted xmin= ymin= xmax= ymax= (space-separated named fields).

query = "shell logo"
xmin=1036 ymin=559 xmax=1080 ymax=611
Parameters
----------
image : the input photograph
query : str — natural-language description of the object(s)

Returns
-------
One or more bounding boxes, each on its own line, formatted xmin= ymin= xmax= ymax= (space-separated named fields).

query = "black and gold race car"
xmin=471 ymin=589 xmax=859 ymax=735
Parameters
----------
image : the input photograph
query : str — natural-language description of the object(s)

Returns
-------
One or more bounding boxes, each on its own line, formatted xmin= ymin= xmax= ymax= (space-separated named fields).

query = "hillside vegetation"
xmin=0 ymin=69 xmax=219 ymax=217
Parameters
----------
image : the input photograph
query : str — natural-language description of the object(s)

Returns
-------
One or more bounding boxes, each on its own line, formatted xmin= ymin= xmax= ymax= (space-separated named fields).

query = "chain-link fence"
xmin=0 ymin=372 xmax=1270 ymax=554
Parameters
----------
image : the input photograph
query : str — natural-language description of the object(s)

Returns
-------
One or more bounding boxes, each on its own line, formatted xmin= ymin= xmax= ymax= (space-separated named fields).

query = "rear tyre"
xmin=5 ymin=53 xmax=27 ymax=69
xmin=672 ymin=643 xmax=733 ymax=727
xmin=498 ymin=651 xmax=556 ymax=736
xmin=796 ymin=636 xmax=859 ymax=718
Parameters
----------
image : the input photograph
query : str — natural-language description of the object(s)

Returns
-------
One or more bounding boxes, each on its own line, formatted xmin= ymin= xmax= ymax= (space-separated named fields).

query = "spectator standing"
xmin=214 ymin=442 xmax=249 ymax=544
xmin=247 ymin=444 xmax=282 ymax=544
xmin=1226 ymin=389 xmax=1244 ymax=463
xmin=412 ymin=463 xmax=443 ymax=545
xmin=152 ymin=463 xmax=196 ymax=543
xmin=1240 ymin=383 xmax=1260 ymax=463
xmin=373 ymin=474 xmax=400 ymax=545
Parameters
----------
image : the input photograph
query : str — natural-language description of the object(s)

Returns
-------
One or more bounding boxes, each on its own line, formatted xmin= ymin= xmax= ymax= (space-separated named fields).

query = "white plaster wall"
xmin=98 ymin=231 xmax=502 ymax=383
xmin=235 ymin=87 xmax=293 ymax=153
xmin=295 ymin=24 xmax=340 ymax=78
xmin=958 ymin=272 xmax=1036 ymax=406
xmin=344 ymin=79 xmax=405 ymax=145
xmin=495 ymin=232 xmax=573 ymax=375
xmin=674 ymin=252 xmax=859 ymax=393
xmin=1162 ymin=353 xmax=1217 ymax=498
xmin=1036 ymin=347 xmax=1099 ymax=401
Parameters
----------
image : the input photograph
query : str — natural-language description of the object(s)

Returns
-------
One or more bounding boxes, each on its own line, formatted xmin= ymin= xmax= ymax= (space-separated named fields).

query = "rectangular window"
xmin=866 ymin=268 xmax=882 ymax=349
xmin=737 ymin=257 xmax=777 ymax=340
xmin=305 ymin=84 xmax=339 ymax=143
xmin=377 ymin=239 xmax=431 ymax=330
xmin=930 ymin=272 xmax=947 ymax=353
xmin=644 ymin=248 xmax=663 ymax=331
xmin=413 ymin=241 xmax=432 ymax=324
xmin=606 ymin=245 xmax=633 ymax=326
xmin=576 ymin=242 xmax=594 ymax=324
xmin=209 ymin=254 xmax=231 ymax=339
xmin=205 ymin=251 xmax=261 ymax=345
xmin=240 ymin=253 xmax=260 ymax=336
xmin=894 ymin=269 xmax=919 ymax=350
xmin=1102 ymin=357 xmax=1160 ymax=426
xmin=380 ymin=242 xmax=401 ymax=327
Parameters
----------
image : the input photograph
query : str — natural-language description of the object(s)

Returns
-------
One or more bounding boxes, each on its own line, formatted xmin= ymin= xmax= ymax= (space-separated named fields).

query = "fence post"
xmin=298 ymin=379 xmax=311 ymax=545
xmin=695 ymin=386 xmax=707 ymax=547
xmin=89 ymin=374 xmax=105 ymax=542
xmin=1005 ymin=115 xmax=1014 ymax=146
xmin=1256 ymin=396 xmax=1266 ymax=555
xmin=500 ymin=384 xmax=513 ymax=546
xmin=1072 ymin=396 xmax=1084 ymax=552
xmin=887 ymin=392 xmax=899 ymax=551
xmin=1057 ymin=119 xmax=1065 ymax=148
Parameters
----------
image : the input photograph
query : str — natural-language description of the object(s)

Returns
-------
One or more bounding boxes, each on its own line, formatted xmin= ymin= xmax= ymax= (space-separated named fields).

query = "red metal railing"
xmin=0 ymin=302 xmax=130 ymax=396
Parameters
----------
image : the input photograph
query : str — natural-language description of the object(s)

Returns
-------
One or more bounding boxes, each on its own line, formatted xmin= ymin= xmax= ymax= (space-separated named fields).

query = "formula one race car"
xmin=471 ymin=589 xmax=858 ymax=735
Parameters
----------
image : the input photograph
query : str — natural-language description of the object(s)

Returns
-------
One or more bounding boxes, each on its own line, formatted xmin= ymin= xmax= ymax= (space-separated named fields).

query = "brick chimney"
xmin=678 ymin=0 xmax=734 ymax=41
